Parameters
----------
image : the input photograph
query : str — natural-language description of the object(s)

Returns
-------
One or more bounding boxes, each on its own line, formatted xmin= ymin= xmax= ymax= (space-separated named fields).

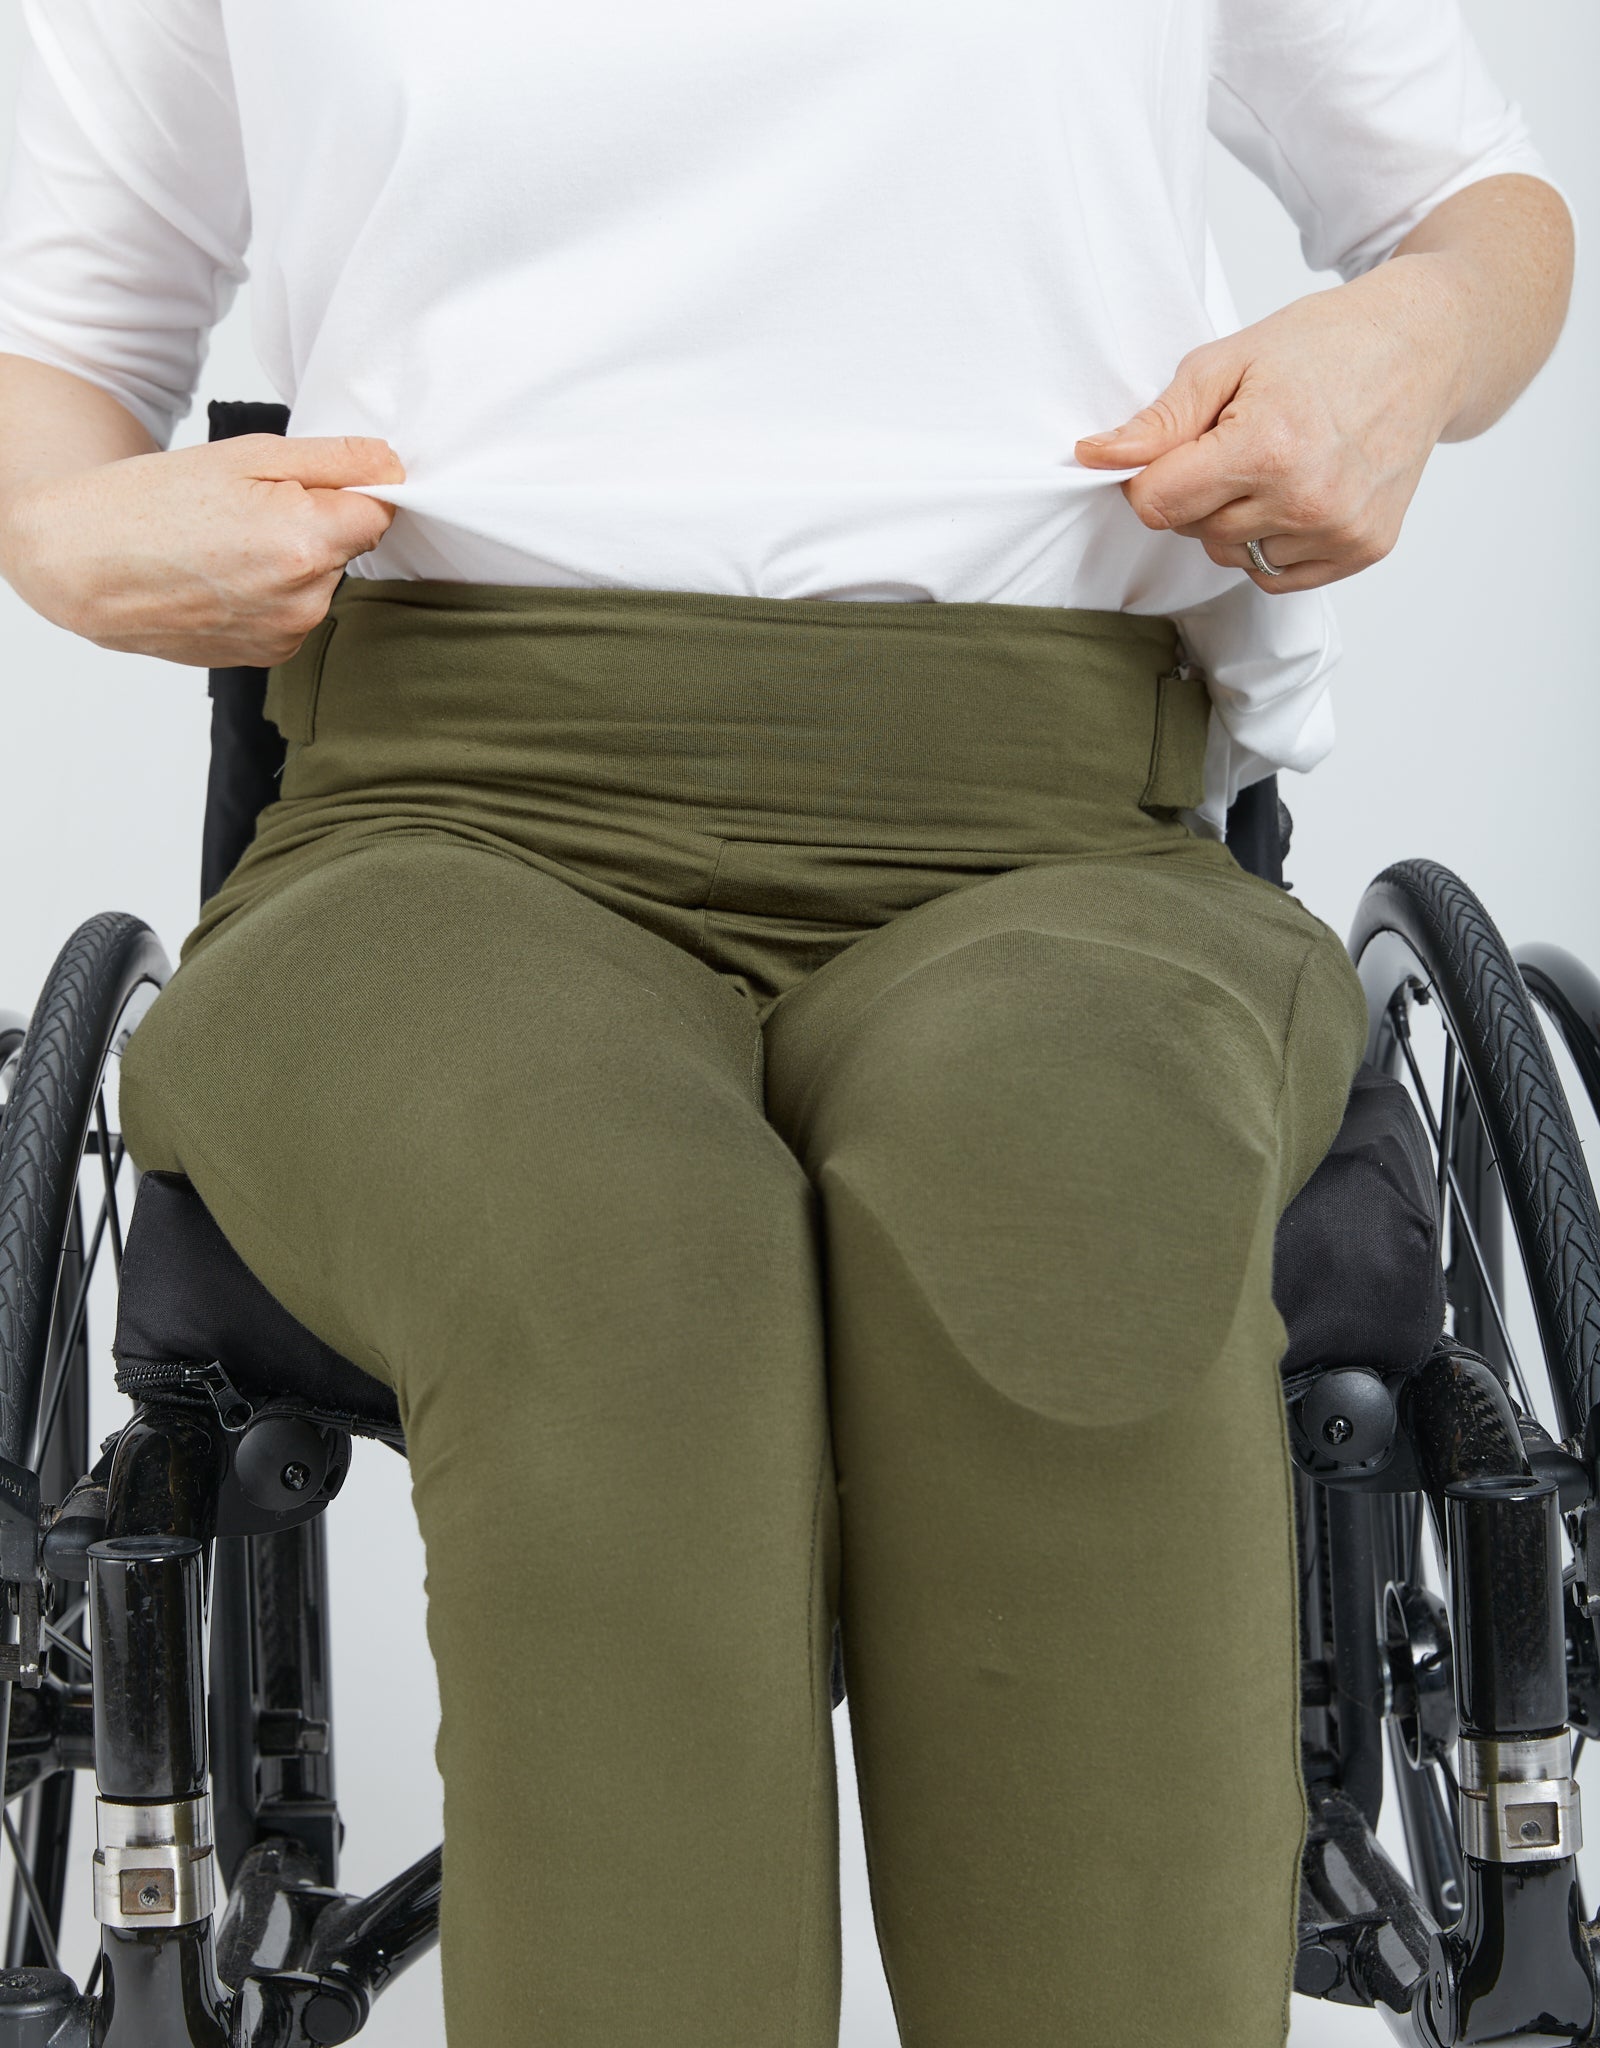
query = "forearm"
xmin=1375 ymin=171 xmax=1575 ymax=444
xmin=0 ymin=353 xmax=159 ymax=578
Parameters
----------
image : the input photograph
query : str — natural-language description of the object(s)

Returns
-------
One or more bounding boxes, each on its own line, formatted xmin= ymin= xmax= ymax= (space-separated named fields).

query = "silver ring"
xmin=1247 ymin=538 xmax=1285 ymax=578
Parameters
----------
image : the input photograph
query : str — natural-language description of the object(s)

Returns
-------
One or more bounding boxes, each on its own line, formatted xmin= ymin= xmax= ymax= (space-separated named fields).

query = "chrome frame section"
xmin=1457 ymin=1733 xmax=1582 ymax=1865
xmin=93 ymin=1793 xmax=216 ymax=1930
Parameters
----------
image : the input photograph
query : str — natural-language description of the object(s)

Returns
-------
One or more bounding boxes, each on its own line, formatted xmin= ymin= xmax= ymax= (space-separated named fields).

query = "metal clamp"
xmin=1457 ymin=1733 xmax=1582 ymax=1864
xmin=0 ymin=1576 xmax=43 ymax=1688
xmin=93 ymin=1793 xmax=216 ymax=1928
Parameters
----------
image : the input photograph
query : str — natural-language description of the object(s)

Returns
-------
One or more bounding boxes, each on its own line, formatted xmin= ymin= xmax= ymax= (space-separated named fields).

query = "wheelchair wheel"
xmin=0 ymin=913 xmax=170 ymax=1986
xmin=1348 ymin=858 xmax=1600 ymax=1937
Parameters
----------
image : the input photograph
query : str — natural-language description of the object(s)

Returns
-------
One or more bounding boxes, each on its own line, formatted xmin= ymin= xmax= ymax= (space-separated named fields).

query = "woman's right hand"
xmin=0 ymin=432 xmax=405 ymax=668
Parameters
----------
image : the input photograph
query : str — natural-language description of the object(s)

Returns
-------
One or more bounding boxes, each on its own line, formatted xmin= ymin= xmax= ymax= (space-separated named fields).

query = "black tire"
xmin=1516 ymin=943 xmax=1600 ymax=1135
xmin=1350 ymin=860 xmax=1600 ymax=1448
xmin=0 ymin=913 xmax=170 ymax=1976
xmin=1347 ymin=858 xmax=1600 ymax=1933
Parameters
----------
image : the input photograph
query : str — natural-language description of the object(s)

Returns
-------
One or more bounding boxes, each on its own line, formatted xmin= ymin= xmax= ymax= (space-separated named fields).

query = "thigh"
xmin=121 ymin=828 xmax=846 ymax=2045
xmin=757 ymin=843 xmax=1369 ymax=2046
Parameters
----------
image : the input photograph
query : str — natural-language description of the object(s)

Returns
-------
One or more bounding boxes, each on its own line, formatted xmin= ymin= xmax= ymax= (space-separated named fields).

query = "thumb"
xmin=1075 ymin=348 xmax=1241 ymax=468
xmin=232 ymin=432 xmax=407 ymax=488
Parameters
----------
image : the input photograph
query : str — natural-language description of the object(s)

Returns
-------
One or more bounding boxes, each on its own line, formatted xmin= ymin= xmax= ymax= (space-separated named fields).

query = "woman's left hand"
xmin=1073 ymin=262 xmax=1467 ymax=592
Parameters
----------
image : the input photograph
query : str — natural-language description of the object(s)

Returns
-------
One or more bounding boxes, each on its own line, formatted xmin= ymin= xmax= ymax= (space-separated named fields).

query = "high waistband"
xmin=264 ymin=578 xmax=1208 ymax=858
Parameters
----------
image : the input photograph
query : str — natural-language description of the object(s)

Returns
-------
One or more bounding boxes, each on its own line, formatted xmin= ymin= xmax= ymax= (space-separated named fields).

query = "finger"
xmin=1169 ymin=495 xmax=1303 ymax=550
xmin=1074 ymin=341 xmax=1245 ymax=469
xmin=1241 ymin=556 xmax=1341 ymax=592
xmin=232 ymin=433 xmax=407 ymax=487
xmin=301 ymin=486 xmax=399 ymax=566
xmin=1120 ymin=418 xmax=1265 ymax=532
xmin=1205 ymin=531 xmax=1321 ymax=576
xmin=1216 ymin=538 xmax=1340 ymax=592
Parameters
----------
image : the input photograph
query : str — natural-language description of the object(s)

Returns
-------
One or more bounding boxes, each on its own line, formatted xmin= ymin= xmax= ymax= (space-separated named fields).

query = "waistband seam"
xmin=330 ymin=576 xmax=1181 ymax=644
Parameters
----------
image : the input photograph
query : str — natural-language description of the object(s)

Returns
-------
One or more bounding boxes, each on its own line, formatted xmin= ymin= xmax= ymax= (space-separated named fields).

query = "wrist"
xmin=1349 ymin=250 xmax=1477 ymax=443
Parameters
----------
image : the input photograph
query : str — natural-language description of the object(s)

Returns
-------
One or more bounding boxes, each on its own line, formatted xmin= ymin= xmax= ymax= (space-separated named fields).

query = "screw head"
xmin=138 ymin=1883 xmax=162 ymax=1909
xmin=281 ymin=1461 xmax=313 ymax=1493
xmin=1322 ymin=1415 xmax=1354 ymax=1446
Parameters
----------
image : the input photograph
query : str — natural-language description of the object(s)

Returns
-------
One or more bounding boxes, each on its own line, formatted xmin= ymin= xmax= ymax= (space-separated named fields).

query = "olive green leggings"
xmin=118 ymin=579 xmax=1369 ymax=2048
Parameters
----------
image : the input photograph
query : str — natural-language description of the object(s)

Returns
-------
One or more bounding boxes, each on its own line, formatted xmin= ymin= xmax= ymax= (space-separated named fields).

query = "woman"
xmin=0 ymin=2 xmax=1575 ymax=2043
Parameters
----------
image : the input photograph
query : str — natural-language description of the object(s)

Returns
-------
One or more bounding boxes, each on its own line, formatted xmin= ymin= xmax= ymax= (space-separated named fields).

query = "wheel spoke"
xmin=1436 ymin=1038 xmax=1458 ymax=1212
xmin=92 ymin=1093 xmax=125 ymax=1278
xmin=1393 ymin=1004 xmax=1530 ymax=1411
xmin=29 ymin=1186 xmax=113 ymax=1473
xmin=1 ymin=1807 xmax=61 ymax=1975
xmin=1397 ymin=987 xmax=1441 ymax=1133
xmin=1440 ymin=1159 xmax=1533 ymax=1417
xmin=31 ymin=1119 xmax=129 ymax=1473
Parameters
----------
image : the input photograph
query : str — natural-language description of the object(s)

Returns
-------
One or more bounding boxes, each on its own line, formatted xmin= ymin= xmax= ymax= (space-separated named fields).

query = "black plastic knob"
xmin=0 ymin=1967 xmax=83 ymax=2047
xmin=234 ymin=1416 xmax=331 ymax=1511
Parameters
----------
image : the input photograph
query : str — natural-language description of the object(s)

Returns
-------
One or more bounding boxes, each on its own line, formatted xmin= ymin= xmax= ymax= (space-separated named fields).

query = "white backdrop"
xmin=0 ymin=3 xmax=1595 ymax=2043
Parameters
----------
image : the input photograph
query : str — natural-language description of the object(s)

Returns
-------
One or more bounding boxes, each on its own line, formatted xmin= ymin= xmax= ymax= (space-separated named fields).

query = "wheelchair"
xmin=0 ymin=398 xmax=1597 ymax=2048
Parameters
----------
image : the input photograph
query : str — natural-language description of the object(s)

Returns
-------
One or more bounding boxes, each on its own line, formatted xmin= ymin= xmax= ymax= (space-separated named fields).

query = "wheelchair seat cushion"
xmin=1272 ymin=1060 xmax=1447 ymax=1379
xmin=112 ymin=1170 xmax=402 ymax=1434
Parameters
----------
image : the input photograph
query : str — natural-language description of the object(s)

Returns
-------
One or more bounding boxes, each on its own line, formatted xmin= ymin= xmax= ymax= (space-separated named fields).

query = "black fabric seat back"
xmin=201 ymin=399 xmax=292 ymax=908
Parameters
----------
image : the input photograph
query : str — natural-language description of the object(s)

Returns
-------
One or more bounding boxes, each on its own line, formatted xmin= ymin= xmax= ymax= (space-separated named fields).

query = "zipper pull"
xmin=193 ymin=1359 xmax=254 ymax=1433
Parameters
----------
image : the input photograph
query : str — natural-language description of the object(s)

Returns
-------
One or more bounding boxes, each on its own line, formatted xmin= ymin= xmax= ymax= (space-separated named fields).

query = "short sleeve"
xmin=0 ymin=0 xmax=250 ymax=447
xmin=1208 ymin=0 xmax=1576 ymax=283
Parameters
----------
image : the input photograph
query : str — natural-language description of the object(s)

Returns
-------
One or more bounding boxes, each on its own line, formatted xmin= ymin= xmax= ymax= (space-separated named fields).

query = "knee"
xmin=800 ymin=928 xmax=1287 ymax=1428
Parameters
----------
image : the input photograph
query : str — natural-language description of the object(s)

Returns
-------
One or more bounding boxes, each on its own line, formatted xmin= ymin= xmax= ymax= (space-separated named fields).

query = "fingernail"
xmin=1078 ymin=430 xmax=1123 ymax=446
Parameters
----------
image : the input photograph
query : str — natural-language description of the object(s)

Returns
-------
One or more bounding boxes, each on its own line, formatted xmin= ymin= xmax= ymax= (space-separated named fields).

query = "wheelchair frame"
xmin=0 ymin=396 xmax=1597 ymax=2047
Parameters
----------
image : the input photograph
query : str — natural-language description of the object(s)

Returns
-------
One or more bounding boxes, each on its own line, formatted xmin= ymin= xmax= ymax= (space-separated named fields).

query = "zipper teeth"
xmin=112 ymin=1363 xmax=395 ymax=1446
xmin=113 ymin=1359 xmax=210 ymax=1390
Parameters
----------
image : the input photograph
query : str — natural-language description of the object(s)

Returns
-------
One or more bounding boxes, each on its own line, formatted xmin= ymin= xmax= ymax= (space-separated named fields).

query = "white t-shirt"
xmin=0 ymin=0 xmax=1569 ymax=831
